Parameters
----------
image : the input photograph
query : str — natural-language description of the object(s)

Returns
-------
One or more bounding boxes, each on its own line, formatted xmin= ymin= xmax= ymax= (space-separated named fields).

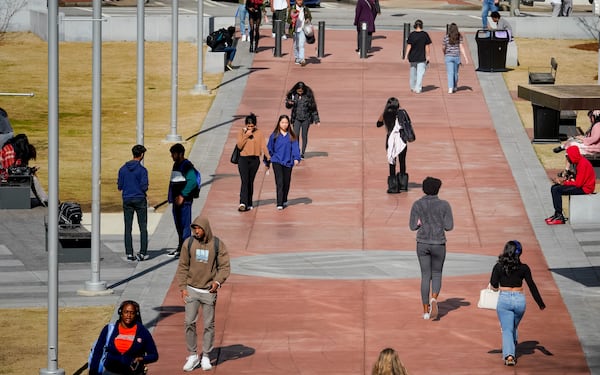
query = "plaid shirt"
xmin=0 ymin=144 xmax=18 ymax=169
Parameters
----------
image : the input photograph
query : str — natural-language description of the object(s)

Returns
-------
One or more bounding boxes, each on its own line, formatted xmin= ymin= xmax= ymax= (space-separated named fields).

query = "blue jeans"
xmin=123 ymin=198 xmax=148 ymax=256
xmin=409 ymin=61 xmax=427 ymax=93
xmin=481 ymin=0 xmax=498 ymax=28
xmin=496 ymin=291 xmax=526 ymax=360
xmin=173 ymin=200 xmax=192 ymax=251
xmin=293 ymin=30 xmax=306 ymax=61
xmin=445 ymin=55 xmax=461 ymax=91
xmin=236 ymin=4 xmax=248 ymax=37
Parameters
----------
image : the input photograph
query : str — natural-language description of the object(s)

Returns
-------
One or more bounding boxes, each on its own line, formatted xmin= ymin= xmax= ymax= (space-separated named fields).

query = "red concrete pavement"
xmin=150 ymin=30 xmax=590 ymax=374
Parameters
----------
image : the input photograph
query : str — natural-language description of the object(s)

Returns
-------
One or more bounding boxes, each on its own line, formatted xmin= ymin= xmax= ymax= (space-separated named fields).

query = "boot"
xmin=387 ymin=175 xmax=400 ymax=194
xmin=397 ymin=173 xmax=409 ymax=191
xmin=253 ymin=39 xmax=259 ymax=53
xmin=249 ymin=39 xmax=254 ymax=53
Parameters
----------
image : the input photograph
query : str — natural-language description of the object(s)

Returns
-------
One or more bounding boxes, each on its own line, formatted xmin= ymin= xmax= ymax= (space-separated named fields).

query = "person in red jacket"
xmin=546 ymin=145 xmax=596 ymax=225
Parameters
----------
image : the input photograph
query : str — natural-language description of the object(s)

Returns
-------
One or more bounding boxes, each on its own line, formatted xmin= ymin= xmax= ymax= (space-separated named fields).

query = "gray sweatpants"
xmin=184 ymin=286 xmax=217 ymax=356
xmin=416 ymin=242 xmax=446 ymax=305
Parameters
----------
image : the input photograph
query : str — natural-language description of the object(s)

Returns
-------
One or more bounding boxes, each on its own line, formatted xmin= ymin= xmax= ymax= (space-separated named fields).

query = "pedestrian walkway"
xmin=145 ymin=30 xmax=595 ymax=374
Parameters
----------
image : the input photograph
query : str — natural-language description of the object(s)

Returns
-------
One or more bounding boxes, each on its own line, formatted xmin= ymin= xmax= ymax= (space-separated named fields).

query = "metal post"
xmin=360 ymin=22 xmax=367 ymax=59
xmin=136 ymin=0 xmax=145 ymax=145
xmin=192 ymin=0 xmax=208 ymax=94
xmin=274 ymin=19 xmax=282 ymax=57
xmin=40 ymin=0 xmax=65 ymax=374
xmin=83 ymin=0 xmax=108 ymax=294
xmin=402 ymin=23 xmax=410 ymax=60
xmin=317 ymin=21 xmax=325 ymax=58
xmin=166 ymin=0 xmax=182 ymax=141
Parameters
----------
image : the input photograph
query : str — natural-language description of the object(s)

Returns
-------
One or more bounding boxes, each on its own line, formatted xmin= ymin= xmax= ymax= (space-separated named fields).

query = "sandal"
xmin=504 ymin=356 xmax=516 ymax=366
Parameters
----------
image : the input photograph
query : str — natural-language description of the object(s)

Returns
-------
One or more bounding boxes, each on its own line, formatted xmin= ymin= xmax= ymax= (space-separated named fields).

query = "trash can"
xmin=475 ymin=30 xmax=509 ymax=72
xmin=532 ymin=104 xmax=560 ymax=143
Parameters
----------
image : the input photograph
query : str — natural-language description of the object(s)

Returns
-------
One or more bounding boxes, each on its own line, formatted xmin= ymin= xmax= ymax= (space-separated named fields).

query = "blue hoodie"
xmin=267 ymin=132 xmax=301 ymax=168
xmin=117 ymin=160 xmax=148 ymax=201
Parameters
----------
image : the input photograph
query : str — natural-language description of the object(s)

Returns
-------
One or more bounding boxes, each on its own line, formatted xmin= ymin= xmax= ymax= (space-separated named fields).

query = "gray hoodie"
xmin=409 ymin=195 xmax=453 ymax=245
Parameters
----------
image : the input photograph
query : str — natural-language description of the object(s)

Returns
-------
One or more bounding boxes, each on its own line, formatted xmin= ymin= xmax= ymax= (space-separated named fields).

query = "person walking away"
xmin=409 ymin=177 xmax=453 ymax=320
xmin=167 ymin=143 xmax=200 ymax=258
xmin=271 ymin=0 xmax=289 ymax=39
xmin=89 ymin=300 xmax=158 ymax=375
xmin=177 ymin=216 xmax=231 ymax=372
xmin=550 ymin=0 xmax=562 ymax=16
xmin=117 ymin=144 xmax=149 ymax=262
xmin=285 ymin=81 xmax=320 ymax=158
xmin=246 ymin=0 xmax=265 ymax=53
xmin=404 ymin=20 xmax=431 ymax=94
xmin=267 ymin=115 xmax=301 ymax=210
xmin=372 ymin=347 xmax=409 ymax=375
xmin=236 ymin=113 xmax=270 ymax=212
xmin=561 ymin=0 xmax=572 ymax=16
xmin=287 ymin=0 xmax=312 ymax=66
xmin=377 ymin=97 xmax=411 ymax=193
xmin=236 ymin=0 xmax=249 ymax=42
xmin=489 ymin=240 xmax=546 ymax=366
xmin=353 ymin=0 xmax=377 ymax=54
xmin=481 ymin=0 xmax=498 ymax=28
xmin=545 ymin=145 xmax=596 ymax=225
xmin=211 ymin=26 xmax=237 ymax=71
xmin=442 ymin=23 xmax=469 ymax=94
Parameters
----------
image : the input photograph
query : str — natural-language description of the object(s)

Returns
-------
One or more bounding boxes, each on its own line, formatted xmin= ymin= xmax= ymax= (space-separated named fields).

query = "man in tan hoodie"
xmin=176 ymin=216 xmax=231 ymax=372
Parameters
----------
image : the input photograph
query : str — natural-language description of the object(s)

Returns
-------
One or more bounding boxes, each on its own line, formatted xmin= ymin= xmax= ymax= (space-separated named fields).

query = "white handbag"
xmin=477 ymin=284 xmax=499 ymax=310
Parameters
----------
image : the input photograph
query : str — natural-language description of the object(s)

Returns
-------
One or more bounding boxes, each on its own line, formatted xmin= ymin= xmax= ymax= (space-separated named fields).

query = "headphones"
xmin=118 ymin=300 xmax=141 ymax=318
xmin=512 ymin=240 xmax=522 ymax=255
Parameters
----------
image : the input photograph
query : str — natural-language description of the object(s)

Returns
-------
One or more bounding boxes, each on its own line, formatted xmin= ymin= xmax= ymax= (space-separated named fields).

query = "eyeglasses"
xmin=247 ymin=124 xmax=256 ymax=127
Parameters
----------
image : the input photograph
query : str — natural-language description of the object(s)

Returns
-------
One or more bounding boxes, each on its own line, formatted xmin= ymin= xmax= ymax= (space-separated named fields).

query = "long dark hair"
xmin=382 ymin=97 xmax=400 ymax=132
xmin=271 ymin=114 xmax=297 ymax=141
xmin=447 ymin=23 xmax=460 ymax=45
xmin=497 ymin=240 xmax=522 ymax=275
xmin=287 ymin=81 xmax=318 ymax=113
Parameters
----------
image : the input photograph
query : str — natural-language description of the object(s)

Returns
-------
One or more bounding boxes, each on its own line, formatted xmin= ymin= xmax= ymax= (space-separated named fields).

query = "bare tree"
xmin=0 ymin=0 xmax=27 ymax=41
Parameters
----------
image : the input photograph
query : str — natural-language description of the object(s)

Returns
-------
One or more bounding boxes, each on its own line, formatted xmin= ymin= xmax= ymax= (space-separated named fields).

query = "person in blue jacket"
xmin=117 ymin=144 xmax=149 ymax=262
xmin=267 ymin=114 xmax=301 ymax=210
xmin=89 ymin=300 xmax=158 ymax=375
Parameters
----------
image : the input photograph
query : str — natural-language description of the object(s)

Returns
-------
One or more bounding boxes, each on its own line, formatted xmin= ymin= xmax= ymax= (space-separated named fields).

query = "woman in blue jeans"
xmin=442 ymin=23 xmax=469 ymax=94
xmin=489 ymin=240 xmax=546 ymax=366
xmin=481 ymin=0 xmax=498 ymax=29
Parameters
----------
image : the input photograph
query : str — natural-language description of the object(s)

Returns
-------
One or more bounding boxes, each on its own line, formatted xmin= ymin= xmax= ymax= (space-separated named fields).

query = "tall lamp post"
xmin=166 ymin=0 xmax=183 ymax=142
xmin=192 ymin=0 xmax=209 ymax=95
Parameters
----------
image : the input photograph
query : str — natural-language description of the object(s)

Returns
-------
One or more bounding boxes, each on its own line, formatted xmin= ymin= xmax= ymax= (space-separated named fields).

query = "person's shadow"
xmin=432 ymin=297 xmax=469 ymax=321
xmin=211 ymin=344 xmax=256 ymax=365
xmin=488 ymin=340 xmax=554 ymax=359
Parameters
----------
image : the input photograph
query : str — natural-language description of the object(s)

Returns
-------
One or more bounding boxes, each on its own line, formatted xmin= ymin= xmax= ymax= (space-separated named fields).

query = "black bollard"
xmin=402 ymin=22 xmax=410 ymax=60
xmin=274 ymin=19 xmax=283 ymax=57
xmin=317 ymin=21 xmax=325 ymax=58
xmin=360 ymin=22 xmax=367 ymax=59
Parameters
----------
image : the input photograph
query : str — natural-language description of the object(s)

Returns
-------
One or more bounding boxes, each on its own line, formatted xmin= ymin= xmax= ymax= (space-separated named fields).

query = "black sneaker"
xmin=167 ymin=249 xmax=180 ymax=258
xmin=136 ymin=253 xmax=150 ymax=261
xmin=553 ymin=146 xmax=564 ymax=153
xmin=126 ymin=255 xmax=136 ymax=261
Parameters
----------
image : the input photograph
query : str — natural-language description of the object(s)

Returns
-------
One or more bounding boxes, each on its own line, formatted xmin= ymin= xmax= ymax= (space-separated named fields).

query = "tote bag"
xmin=477 ymin=285 xmax=499 ymax=310
xmin=230 ymin=146 xmax=240 ymax=164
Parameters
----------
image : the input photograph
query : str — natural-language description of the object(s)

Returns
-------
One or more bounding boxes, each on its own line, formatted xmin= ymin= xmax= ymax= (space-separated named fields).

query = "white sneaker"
xmin=183 ymin=354 xmax=200 ymax=372
xmin=241 ymin=34 xmax=246 ymax=42
xmin=448 ymin=88 xmax=453 ymax=94
xmin=423 ymin=312 xmax=430 ymax=320
xmin=282 ymin=34 xmax=287 ymax=40
xmin=201 ymin=355 xmax=212 ymax=371
xmin=272 ymin=32 xmax=276 ymax=38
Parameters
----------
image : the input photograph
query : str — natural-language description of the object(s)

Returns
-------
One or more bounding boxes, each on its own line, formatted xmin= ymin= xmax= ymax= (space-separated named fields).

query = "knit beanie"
xmin=422 ymin=176 xmax=442 ymax=196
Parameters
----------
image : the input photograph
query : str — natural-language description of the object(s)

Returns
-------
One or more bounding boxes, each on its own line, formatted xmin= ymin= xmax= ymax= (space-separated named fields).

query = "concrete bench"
xmin=204 ymin=50 xmax=226 ymax=74
xmin=45 ymin=222 xmax=92 ymax=263
xmin=569 ymin=194 xmax=600 ymax=225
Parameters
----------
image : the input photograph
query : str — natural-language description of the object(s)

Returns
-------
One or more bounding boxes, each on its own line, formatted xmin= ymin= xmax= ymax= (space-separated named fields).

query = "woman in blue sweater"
xmin=89 ymin=300 xmax=158 ymax=375
xmin=267 ymin=115 xmax=301 ymax=210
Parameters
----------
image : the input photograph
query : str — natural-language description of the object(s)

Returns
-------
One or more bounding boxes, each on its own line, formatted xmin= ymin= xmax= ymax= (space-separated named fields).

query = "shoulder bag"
xmin=230 ymin=146 xmax=240 ymax=164
xmin=477 ymin=284 xmax=499 ymax=310
xmin=398 ymin=109 xmax=415 ymax=143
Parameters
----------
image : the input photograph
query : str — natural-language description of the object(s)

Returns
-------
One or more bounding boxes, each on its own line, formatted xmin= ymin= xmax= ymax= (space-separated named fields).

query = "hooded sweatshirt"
xmin=176 ymin=216 xmax=231 ymax=290
xmin=117 ymin=160 xmax=148 ymax=201
xmin=564 ymin=146 xmax=596 ymax=194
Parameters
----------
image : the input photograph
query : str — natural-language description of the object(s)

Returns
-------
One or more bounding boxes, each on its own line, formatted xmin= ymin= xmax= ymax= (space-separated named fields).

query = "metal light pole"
xmin=166 ymin=0 xmax=183 ymax=141
xmin=40 ymin=0 xmax=64 ymax=373
xmin=137 ymin=0 xmax=146 ymax=145
xmin=192 ymin=0 xmax=209 ymax=94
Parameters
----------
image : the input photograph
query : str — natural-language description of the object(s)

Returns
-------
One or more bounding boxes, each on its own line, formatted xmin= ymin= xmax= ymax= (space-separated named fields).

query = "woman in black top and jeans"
xmin=489 ymin=240 xmax=546 ymax=366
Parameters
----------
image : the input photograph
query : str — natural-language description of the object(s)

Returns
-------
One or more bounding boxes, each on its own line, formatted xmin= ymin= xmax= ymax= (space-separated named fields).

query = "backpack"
xmin=58 ymin=202 xmax=82 ymax=226
xmin=181 ymin=160 xmax=201 ymax=199
xmin=206 ymin=28 xmax=227 ymax=49
xmin=88 ymin=323 xmax=115 ymax=374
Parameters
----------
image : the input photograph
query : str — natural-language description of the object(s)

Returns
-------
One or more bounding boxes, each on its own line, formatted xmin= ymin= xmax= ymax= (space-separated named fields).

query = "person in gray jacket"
xmin=409 ymin=176 xmax=453 ymax=320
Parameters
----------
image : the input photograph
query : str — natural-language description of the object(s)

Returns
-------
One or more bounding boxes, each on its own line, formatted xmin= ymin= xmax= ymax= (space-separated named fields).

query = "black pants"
xmin=273 ymin=162 xmax=293 ymax=206
xmin=123 ymin=198 xmax=148 ymax=256
xmin=389 ymin=146 xmax=407 ymax=176
xmin=248 ymin=11 xmax=262 ymax=46
xmin=551 ymin=184 xmax=585 ymax=214
xmin=238 ymin=155 xmax=260 ymax=207
xmin=293 ymin=119 xmax=310 ymax=156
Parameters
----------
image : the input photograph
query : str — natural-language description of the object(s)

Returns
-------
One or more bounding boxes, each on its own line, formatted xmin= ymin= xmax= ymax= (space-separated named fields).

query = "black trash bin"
xmin=475 ymin=29 xmax=509 ymax=72
xmin=532 ymin=104 xmax=560 ymax=143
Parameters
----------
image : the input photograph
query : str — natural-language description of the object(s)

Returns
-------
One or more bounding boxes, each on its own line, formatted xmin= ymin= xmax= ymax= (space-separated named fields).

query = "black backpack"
xmin=206 ymin=28 xmax=227 ymax=49
xmin=58 ymin=202 xmax=83 ymax=226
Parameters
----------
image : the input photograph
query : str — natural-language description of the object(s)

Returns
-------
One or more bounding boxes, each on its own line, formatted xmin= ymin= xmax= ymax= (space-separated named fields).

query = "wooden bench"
xmin=528 ymin=57 xmax=557 ymax=85
xmin=569 ymin=194 xmax=600 ymax=225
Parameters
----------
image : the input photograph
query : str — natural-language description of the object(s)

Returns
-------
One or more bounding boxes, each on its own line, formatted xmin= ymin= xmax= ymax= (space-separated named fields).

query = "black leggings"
xmin=248 ymin=11 xmax=262 ymax=45
xmin=389 ymin=147 xmax=407 ymax=176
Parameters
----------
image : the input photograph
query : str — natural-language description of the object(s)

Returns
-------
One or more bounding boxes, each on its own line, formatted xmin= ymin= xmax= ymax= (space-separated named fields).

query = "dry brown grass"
xmin=0 ymin=32 xmax=222 ymax=212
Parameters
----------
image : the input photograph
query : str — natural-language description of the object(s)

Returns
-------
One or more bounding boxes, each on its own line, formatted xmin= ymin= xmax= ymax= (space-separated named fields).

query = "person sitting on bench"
xmin=212 ymin=26 xmax=237 ymax=71
xmin=554 ymin=110 xmax=600 ymax=155
xmin=545 ymin=145 xmax=596 ymax=225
